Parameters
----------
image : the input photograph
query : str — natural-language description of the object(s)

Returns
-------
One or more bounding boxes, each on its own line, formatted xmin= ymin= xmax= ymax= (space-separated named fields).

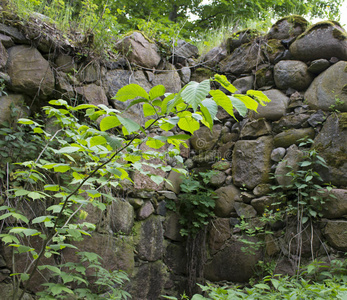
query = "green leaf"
xmin=149 ymin=85 xmax=166 ymax=100
xmin=161 ymin=93 xmax=176 ymax=115
xmin=145 ymin=119 xmax=157 ymax=128
xmin=113 ymin=84 xmax=149 ymax=101
xmin=48 ymin=99 xmax=69 ymax=107
xmin=181 ymin=79 xmax=210 ymax=112
xmin=213 ymin=74 xmax=237 ymax=93
xmin=143 ymin=103 xmax=157 ymax=117
xmin=99 ymin=116 xmax=121 ymax=131
xmin=301 ymin=161 xmax=312 ymax=167
xmin=74 ymin=104 xmax=98 ymax=110
xmin=200 ymin=98 xmax=218 ymax=129
xmin=118 ymin=115 xmax=141 ymax=133
xmin=247 ymin=90 xmax=271 ymax=106
xmin=32 ymin=216 xmax=54 ymax=224
xmin=146 ymin=138 xmax=165 ymax=149
xmin=56 ymin=146 xmax=81 ymax=154
xmin=254 ymin=283 xmax=270 ymax=290
xmin=125 ymin=98 xmax=148 ymax=111
xmin=177 ymin=111 xmax=200 ymax=134
xmin=53 ymin=164 xmax=71 ymax=173
xmin=44 ymin=185 xmax=60 ymax=192
xmin=27 ymin=192 xmax=45 ymax=200
xmin=210 ymin=90 xmax=236 ymax=119
xmin=150 ymin=175 xmax=164 ymax=185
xmin=89 ymin=136 xmax=107 ymax=147
xmin=14 ymin=189 xmax=30 ymax=196
xmin=17 ymin=118 xmax=35 ymax=125
xmin=232 ymin=94 xmax=258 ymax=114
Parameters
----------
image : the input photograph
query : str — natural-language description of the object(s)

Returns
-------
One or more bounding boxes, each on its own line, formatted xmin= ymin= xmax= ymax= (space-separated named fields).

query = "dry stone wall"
xmin=1 ymin=13 xmax=347 ymax=299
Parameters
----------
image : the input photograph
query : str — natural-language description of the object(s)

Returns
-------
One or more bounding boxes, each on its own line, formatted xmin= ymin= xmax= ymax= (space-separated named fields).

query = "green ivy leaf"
xmin=150 ymin=175 xmax=164 ymax=185
xmin=181 ymin=79 xmax=210 ymax=112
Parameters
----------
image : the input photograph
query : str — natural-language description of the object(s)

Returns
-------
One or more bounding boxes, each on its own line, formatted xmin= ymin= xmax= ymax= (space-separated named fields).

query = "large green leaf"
xmin=113 ymin=84 xmax=149 ymax=101
xmin=229 ymin=96 xmax=248 ymax=116
xmin=200 ymin=98 xmax=218 ymax=129
xmin=99 ymin=116 xmax=121 ymax=131
xmin=247 ymin=90 xmax=271 ymax=106
xmin=161 ymin=93 xmax=176 ymax=115
xmin=213 ymin=74 xmax=237 ymax=93
xmin=149 ymin=85 xmax=166 ymax=100
xmin=143 ymin=103 xmax=157 ymax=117
xmin=177 ymin=111 xmax=200 ymax=134
xmin=118 ymin=115 xmax=141 ymax=133
xmin=181 ymin=79 xmax=210 ymax=112
xmin=89 ymin=136 xmax=107 ymax=147
xmin=209 ymin=90 xmax=236 ymax=119
xmin=125 ymin=98 xmax=148 ymax=111
xmin=232 ymin=94 xmax=259 ymax=113
xmin=146 ymin=138 xmax=165 ymax=149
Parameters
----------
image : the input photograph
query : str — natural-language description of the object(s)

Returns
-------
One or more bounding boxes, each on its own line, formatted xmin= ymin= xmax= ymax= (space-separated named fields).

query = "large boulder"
xmin=0 ymin=41 xmax=8 ymax=69
xmin=201 ymin=46 xmax=227 ymax=68
xmin=324 ymin=220 xmax=347 ymax=251
xmin=320 ymin=189 xmax=347 ymax=218
xmin=226 ymin=29 xmax=259 ymax=53
xmin=173 ymin=39 xmax=198 ymax=61
xmin=129 ymin=261 xmax=167 ymax=300
xmin=289 ymin=21 xmax=347 ymax=61
xmin=220 ymin=42 xmax=265 ymax=75
xmin=133 ymin=215 xmax=164 ymax=262
xmin=190 ymin=125 xmax=221 ymax=152
xmin=275 ymin=144 xmax=303 ymax=187
xmin=6 ymin=45 xmax=55 ymax=99
xmin=152 ymin=64 xmax=181 ymax=93
xmin=305 ymin=61 xmax=347 ymax=112
xmin=233 ymin=136 xmax=273 ymax=189
xmin=251 ymin=89 xmax=289 ymax=121
xmin=204 ymin=236 xmax=262 ymax=282
xmin=109 ymin=200 xmax=135 ymax=234
xmin=267 ymin=15 xmax=309 ymax=40
xmin=208 ymin=218 xmax=231 ymax=253
xmin=0 ymin=94 xmax=28 ymax=124
xmin=313 ymin=113 xmax=347 ymax=186
xmin=273 ymin=127 xmax=315 ymax=148
xmin=214 ymin=184 xmax=241 ymax=217
xmin=115 ymin=32 xmax=161 ymax=68
xmin=75 ymin=84 xmax=108 ymax=106
xmin=274 ymin=60 xmax=313 ymax=91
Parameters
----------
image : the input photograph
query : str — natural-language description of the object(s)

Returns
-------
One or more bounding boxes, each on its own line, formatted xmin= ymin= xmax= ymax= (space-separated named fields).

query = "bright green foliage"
xmin=6 ymin=0 xmax=343 ymax=51
xmin=165 ymin=259 xmax=347 ymax=299
xmin=166 ymin=171 xmax=217 ymax=237
xmin=0 ymin=75 xmax=266 ymax=299
xmin=270 ymin=138 xmax=335 ymax=224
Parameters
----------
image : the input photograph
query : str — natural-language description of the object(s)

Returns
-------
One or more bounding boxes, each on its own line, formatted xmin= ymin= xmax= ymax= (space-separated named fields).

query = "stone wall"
xmin=1 ymin=13 xmax=347 ymax=299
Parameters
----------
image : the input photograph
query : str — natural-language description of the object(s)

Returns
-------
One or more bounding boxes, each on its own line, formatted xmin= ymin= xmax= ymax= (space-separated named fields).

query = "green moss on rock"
xmin=297 ymin=20 xmax=344 ymax=40
xmin=274 ymin=15 xmax=309 ymax=31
